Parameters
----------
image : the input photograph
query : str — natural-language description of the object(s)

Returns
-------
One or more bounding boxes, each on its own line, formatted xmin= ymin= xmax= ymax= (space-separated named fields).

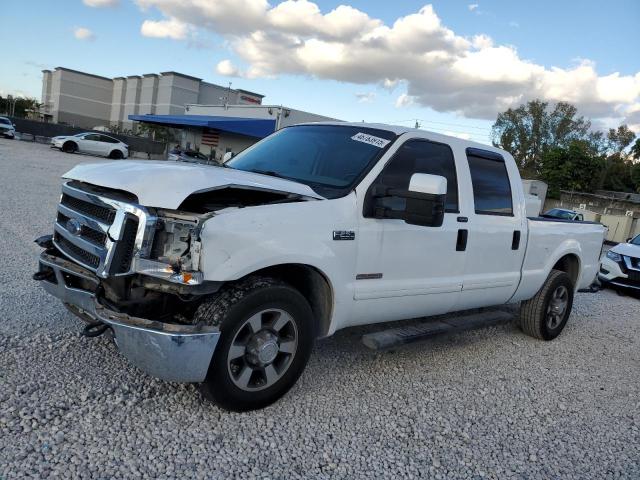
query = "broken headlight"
xmin=135 ymin=211 xmax=204 ymax=285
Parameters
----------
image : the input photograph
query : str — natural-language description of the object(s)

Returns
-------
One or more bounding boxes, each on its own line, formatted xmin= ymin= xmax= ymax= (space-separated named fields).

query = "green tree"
xmin=631 ymin=138 xmax=640 ymax=160
xmin=607 ymin=125 xmax=635 ymax=153
xmin=631 ymin=162 xmax=640 ymax=193
xmin=598 ymin=125 xmax=637 ymax=191
xmin=540 ymin=140 xmax=604 ymax=198
xmin=135 ymin=122 xmax=176 ymax=143
xmin=0 ymin=96 xmax=41 ymax=118
xmin=491 ymin=100 xmax=592 ymax=177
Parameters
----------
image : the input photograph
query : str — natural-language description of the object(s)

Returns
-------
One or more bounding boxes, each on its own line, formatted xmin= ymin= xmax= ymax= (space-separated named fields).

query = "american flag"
xmin=201 ymin=129 xmax=220 ymax=146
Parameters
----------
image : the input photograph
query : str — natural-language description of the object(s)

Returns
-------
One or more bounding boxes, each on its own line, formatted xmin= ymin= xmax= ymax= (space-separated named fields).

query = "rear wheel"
xmin=109 ymin=149 xmax=124 ymax=159
xmin=194 ymin=277 xmax=315 ymax=411
xmin=62 ymin=141 xmax=77 ymax=153
xmin=520 ymin=269 xmax=574 ymax=340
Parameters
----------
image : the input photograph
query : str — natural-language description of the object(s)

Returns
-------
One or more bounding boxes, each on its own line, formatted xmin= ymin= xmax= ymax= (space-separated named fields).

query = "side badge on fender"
xmin=333 ymin=230 xmax=355 ymax=241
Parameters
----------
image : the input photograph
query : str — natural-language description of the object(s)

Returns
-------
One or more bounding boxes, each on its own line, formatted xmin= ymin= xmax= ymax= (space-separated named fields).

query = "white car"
xmin=51 ymin=133 xmax=128 ymax=159
xmin=0 ymin=116 xmax=16 ymax=139
xmin=599 ymin=235 xmax=640 ymax=291
xmin=36 ymin=122 xmax=606 ymax=411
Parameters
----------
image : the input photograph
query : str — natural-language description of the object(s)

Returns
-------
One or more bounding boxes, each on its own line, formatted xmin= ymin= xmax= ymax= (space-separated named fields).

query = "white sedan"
xmin=51 ymin=133 xmax=129 ymax=159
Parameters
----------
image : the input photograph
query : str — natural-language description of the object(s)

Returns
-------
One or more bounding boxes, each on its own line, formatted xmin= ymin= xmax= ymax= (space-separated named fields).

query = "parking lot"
xmin=1 ymin=139 xmax=639 ymax=479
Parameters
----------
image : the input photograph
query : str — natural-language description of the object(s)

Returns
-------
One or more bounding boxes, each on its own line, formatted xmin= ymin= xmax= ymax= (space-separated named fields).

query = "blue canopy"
xmin=128 ymin=114 xmax=276 ymax=138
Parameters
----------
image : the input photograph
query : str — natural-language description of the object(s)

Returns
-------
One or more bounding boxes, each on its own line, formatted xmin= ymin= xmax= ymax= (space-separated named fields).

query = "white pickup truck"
xmin=35 ymin=122 xmax=606 ymax=411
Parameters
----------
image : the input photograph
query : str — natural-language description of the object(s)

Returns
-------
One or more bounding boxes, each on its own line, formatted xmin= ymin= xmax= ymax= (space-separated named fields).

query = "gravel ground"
xmin=1 ymin=139 xmax=639 ymax=479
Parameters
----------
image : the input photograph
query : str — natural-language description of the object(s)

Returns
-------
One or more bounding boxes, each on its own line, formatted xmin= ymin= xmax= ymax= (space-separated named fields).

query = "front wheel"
xmin=520 ymin=269 xmax=574 ymax=340
xmin=109 ymin=149 xmax=124 ymax=159
xmin=62 ymin=141 xmax=77 ymax=153
xmin=193 ymin=277 xmax=315 ymax=411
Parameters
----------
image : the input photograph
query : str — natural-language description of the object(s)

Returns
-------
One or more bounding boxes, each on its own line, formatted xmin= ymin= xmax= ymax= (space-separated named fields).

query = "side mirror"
xmin=369 ymin=173 xmax=447 ymax=227
xmin=408 ymin=173 xmax=447 ymax=196
xmin=222 ymin=152 xmax=234 ymax=163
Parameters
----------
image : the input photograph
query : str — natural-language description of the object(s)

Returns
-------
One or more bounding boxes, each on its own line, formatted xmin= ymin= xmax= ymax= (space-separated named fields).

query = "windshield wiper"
xmin=249 ymin=169 xmax=289 ymax=180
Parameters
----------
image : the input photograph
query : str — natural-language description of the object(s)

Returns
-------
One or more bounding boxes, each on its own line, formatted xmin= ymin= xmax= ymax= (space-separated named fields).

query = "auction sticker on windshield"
xmin=351 ymin=132 xmax=391 ymax=148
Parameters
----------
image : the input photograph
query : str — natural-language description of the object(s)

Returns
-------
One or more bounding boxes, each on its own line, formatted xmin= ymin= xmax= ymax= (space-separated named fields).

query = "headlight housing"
xmin=606 ymin=250 xmax=622 ymax=262
xmin=134 ymin=210 xmax=205 ymax=285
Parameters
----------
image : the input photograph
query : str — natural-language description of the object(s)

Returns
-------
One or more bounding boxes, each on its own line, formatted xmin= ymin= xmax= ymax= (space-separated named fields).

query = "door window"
xmin=100 ymin=135 xmax=119 ymax=143
xmin=84 ymin=134 xmax=101 ymax=141
xmin=374 ymin=139 xmax=459 ymax=213
xmin=466 ymin=148 xmax=513 ymax=216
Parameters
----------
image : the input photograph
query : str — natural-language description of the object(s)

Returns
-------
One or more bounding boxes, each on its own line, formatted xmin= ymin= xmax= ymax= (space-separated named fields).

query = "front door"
xmin=80 ymin=134 xmax=103 ymax=155
xmin=457 ymin=148 xmax=526 ymax=309
xmin=352 ymin=138 xmax=465 ymax=326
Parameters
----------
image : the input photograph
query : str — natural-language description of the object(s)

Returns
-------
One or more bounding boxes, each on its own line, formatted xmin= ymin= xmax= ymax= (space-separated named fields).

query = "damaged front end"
xmin=35 ymin=180 xmax=222 ymax=382
xmin=35 ymin=178 xmax=314 ymax=383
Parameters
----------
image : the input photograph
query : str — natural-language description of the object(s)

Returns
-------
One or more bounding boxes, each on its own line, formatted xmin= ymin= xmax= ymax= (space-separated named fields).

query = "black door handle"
xmin=512 ymin=230 xmax=521 ymax=250
xmin=456 ymin=229 xmax=468 ymax=251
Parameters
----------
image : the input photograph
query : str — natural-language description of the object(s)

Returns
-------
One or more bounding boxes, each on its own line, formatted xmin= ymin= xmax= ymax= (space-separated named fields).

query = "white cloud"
xmin=382 ymin=78 xmax=399 ymax=90
xmin=74 ymin=27 xmax=95 ymax=41
xmin=83 ymin=0 xmax=118 ymax=7
xmin=216 ymin=59 xmax=242 ymax=77
xmin=135 ymin=0 xmax=640 ymax=124
xmin=355 ymin=92 xmax=376 ymax=103
xmin=508 ymin=21 xmax=520 ymax=28
xmin=141 ymin=18 xmax=188 ymax=40
xmin=395 ymin=94 xmax=414 ymax=108
xmin=468 ymin=4 xmax=479 ymax=12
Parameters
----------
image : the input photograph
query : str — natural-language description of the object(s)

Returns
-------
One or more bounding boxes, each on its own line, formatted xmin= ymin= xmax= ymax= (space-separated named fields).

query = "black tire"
xmin=109 ymin=150 xmax=124 ymax=159
xmin=520 ymin=269 xmax=574 ymax=340
xmin=62 ymin=141 xmax=77 ymax=153
xmin=194 ymin=276 xmax=315 ymax=411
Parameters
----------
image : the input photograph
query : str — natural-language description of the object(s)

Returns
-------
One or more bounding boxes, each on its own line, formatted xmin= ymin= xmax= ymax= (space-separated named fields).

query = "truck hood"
xmin=611 ymin=242 xmax=640 ymax=258
xmin=63 ymin=160 xmax=324 ymax=209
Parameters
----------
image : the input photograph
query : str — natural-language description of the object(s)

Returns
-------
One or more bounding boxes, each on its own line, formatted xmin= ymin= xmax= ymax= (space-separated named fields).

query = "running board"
xmin=361 ymin=310 xmax=514 ymax=350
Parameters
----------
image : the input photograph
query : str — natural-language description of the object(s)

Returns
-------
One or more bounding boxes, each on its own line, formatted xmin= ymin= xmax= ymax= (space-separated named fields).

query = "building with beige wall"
xmin=40 ymin=67 xmax=263 ymax=130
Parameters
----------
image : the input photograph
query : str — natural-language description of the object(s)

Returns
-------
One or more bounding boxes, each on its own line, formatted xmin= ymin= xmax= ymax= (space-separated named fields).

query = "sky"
xmin=1 ymin=0 xmax=639 ymax=144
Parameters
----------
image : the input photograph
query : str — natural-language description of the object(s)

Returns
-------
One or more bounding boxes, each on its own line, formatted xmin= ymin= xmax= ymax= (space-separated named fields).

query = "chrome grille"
xmin=52 ymin=182 xmax=156 ymax=278
xmin=60 ymin=193 xmax=116 ymax=224
xmin=57 ymin=212 xmax=108 ymax=246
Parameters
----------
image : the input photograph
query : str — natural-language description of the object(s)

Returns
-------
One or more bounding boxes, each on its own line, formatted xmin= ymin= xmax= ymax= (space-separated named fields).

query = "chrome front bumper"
xmin=37 ymin=252 xmax=220 ymax=382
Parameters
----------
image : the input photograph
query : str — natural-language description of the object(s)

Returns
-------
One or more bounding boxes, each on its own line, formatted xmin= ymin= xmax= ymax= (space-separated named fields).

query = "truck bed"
xmin=511 ymin=218 xmax=606 ymax=302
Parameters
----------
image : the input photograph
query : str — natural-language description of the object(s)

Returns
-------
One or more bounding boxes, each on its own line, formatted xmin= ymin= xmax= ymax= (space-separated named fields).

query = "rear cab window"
xmin=465 ymin=148 xmax=513 ymax=216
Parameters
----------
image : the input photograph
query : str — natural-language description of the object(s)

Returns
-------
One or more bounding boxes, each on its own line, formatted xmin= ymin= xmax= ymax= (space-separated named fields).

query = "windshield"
xmin=227 ymin=125 xmax=397 ymax=197
xmin=631 ymin=235 xmax=640 ymax=246
xmin=0 ymin=118 xmax=10 ymax=125
xmin=546 ymin=209 xmax=574 ymax=219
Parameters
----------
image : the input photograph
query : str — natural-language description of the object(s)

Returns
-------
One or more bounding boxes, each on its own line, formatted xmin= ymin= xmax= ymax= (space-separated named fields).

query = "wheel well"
xmin=63 ymin=140 xmax=76 ymax=147
xmin=552 ymin=254 xmax=580 ymax=287
xmin=248 ymin=264 xmax=333 ymax=338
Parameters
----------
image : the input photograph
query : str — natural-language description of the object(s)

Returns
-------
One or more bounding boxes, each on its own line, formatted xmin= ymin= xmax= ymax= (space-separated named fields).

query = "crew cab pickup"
xmin=35 ymin=123 xmax=606 ymax=411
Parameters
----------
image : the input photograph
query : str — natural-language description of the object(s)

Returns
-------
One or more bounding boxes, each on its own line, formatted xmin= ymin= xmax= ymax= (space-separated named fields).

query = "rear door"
xmin=457 ymin=148 xmax=526 ymax=309
xmin=99 ymin=135 xmax=120 ymax=156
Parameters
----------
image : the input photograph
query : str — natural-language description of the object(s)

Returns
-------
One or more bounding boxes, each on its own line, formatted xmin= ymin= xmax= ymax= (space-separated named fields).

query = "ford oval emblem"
xmin=66 ymin=219 xmax=83 ymax=236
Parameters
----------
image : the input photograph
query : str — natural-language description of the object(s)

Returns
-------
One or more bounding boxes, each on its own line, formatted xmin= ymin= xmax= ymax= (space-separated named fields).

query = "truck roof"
xmin=298 ymin=121 xmax=508 ymax=156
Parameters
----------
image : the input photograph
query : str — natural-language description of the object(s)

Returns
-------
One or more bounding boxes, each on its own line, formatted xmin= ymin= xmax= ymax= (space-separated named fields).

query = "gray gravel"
xmin=1 ymin=139 xmax=639 ymax=479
